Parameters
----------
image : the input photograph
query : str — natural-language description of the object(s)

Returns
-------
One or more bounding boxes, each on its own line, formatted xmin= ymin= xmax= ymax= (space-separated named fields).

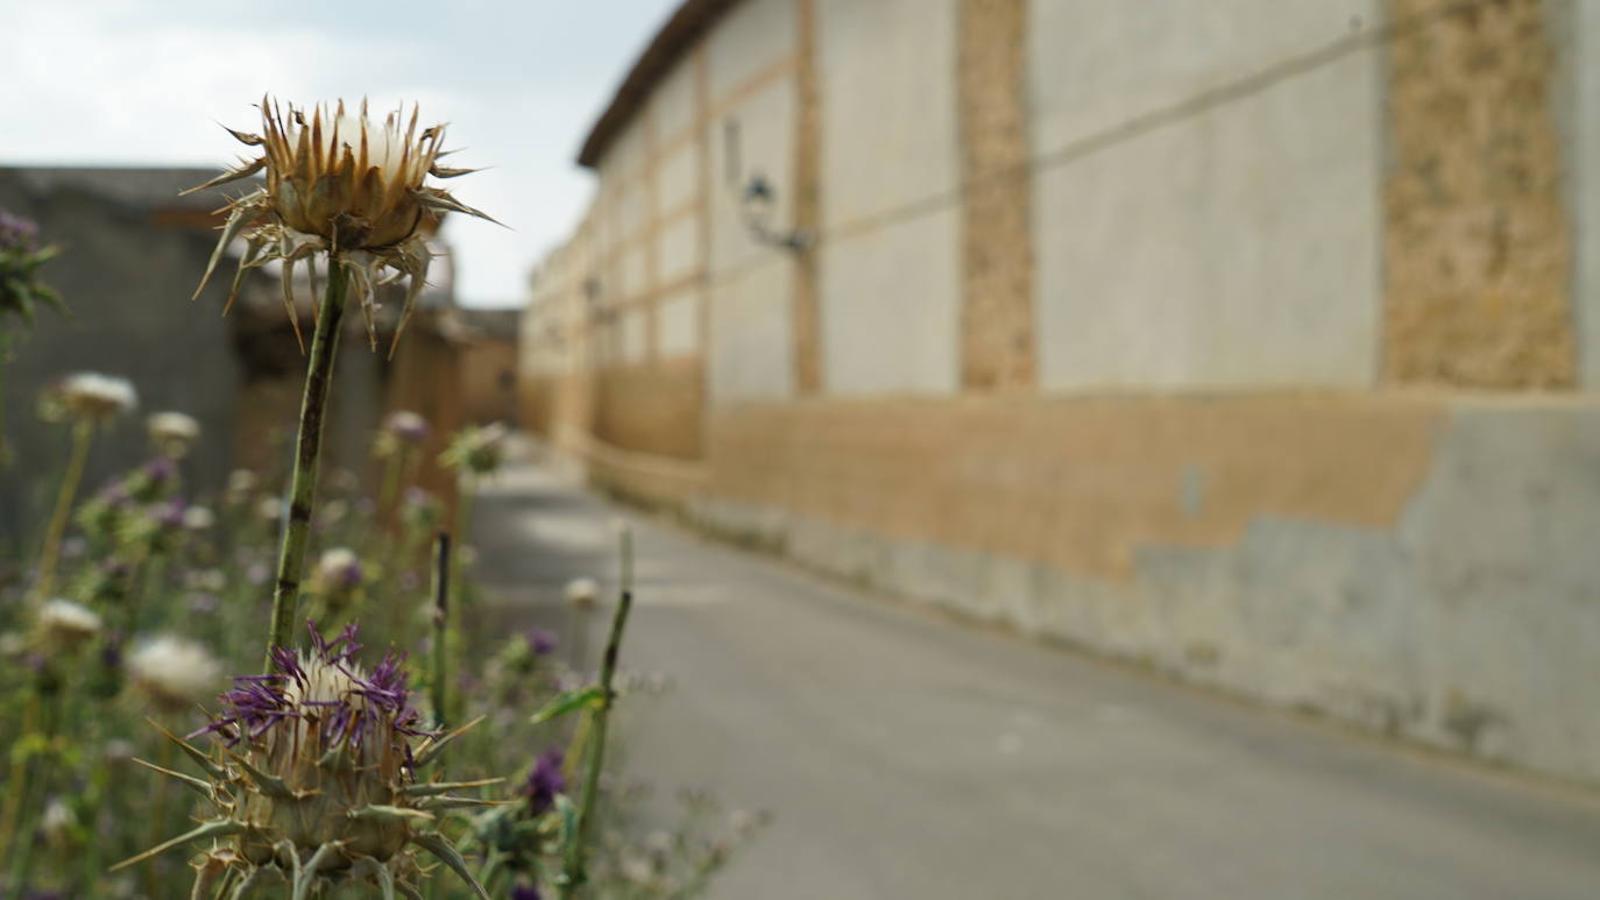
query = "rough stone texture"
xmin=593 ymin=356 xmax=705 ymax=459
xmin=658 ymin=393 xmax=1600 ymax=783
xmin=702 ymin=392 xmax=1438 ymax=581
xmin=958 ymin=0 xmax=1035 ymax=390
xmin=1383 ymin=0 xmax=1576 ymax=388
xmin=791 ymin=0 xmax=823 ymax=394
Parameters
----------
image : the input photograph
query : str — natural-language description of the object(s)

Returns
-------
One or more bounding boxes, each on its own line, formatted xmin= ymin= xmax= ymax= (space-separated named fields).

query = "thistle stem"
xmin=561 ymin=526 xmax=635 ymax=897
xmin=0 ymin=688 xmax=40 ymax=874
xmin=0 ymin=333 xmax=12 ymax=467
xmin=264 ymin=262 xmax=347 ymax=671
xmin=30 ymin=417 xmax=93 ymax=605
xmin=430 ymin=531 xmax=451 ymax=727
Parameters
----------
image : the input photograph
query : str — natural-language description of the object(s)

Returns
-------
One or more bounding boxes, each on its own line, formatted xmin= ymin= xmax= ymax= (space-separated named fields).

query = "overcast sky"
xmin=0 ymin=0 xmax=680 ymax=308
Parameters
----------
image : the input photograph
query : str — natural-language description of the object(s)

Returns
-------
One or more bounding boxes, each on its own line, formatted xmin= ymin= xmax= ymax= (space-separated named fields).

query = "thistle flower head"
xmin=190 ymin=97 xmax=498 ymax=354
xmin=182 ymin=505 xmax=217 ymax=531
xmin=57 ymin=372 xmax=136 ymax=421
xmin=257 ymin=495 xmax=284 ymax=523
xmin=565 ymin=577 xmax=598 ymax=608
xmin=0 ymin=209 xmax=40 ymax=248
xmin=35 ymin=598 xmax=102 ymax=653
xmin=441 ymin=422 xmax=508 ymax=476
xmin=400 ymin=487 xmax=442 ymax=532
xmin=387 ymin=409 xmax=431 ymax=443
xmin=126 ymin=634 xmax=221 ymax=712
xmin=526 ymin=628 xmax=557 ymax=656
xmin=311 ymin=546 xmax=365 ymax=598
xmin=521 ymin=747 xmax=565 ymax=816
xmin=117 ymin=622 xmax=493 ymax=897
xmin=0 ymin=208 xmax=63 ymax=328
xmin=147 ymin=410 xmax=201 ymax=457
xmin=225 ymin=468 xmax=259 ymax=505
xmin=376 ymin=409 xmax=431 ymax=458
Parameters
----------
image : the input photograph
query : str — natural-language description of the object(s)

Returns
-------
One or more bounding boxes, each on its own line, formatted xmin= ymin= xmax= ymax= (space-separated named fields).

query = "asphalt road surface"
xmin=472 ymin=462 xmax=1600 ymax=900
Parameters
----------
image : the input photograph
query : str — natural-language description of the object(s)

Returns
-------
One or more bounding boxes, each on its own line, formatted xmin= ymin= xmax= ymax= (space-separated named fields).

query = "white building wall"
xmin=1029 ymin=0 xmax=1384 ymax=390
xmin=704 ymin=0 xmax=798 ymax=404
xmin=817 ymin=0 xmax=961 ymax=395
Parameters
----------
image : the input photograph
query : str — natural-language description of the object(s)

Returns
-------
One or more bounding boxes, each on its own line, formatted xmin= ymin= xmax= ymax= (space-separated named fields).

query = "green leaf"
xmin=528 ymin=686 xmax=605 ymax=726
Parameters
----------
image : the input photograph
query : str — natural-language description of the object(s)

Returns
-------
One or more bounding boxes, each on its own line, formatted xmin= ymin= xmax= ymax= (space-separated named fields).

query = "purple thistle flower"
xmin=142 ymin=456 xmax=176 ymax=484
xmin=511 ymin=885 xmax=543 ymax=900
xmin=0 ymin=210 xmax=39 ymax=250
xmin=525 ymin=628 xmax=558 ymax=656
xmin=199 ymin=622 xmax=433 ymax=752
xmin=100 ymin=631 xmax=124 ymax=670
xmin=156 ymin=499 xmax=186 ymax=529
xmin=522 ymin=747 xmax=565 ymax=816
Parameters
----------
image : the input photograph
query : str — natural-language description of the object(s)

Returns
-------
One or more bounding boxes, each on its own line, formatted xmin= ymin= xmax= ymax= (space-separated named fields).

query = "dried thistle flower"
xmin=114 ymin=623 xmax=496 ymax=898
xmin=57 ymin=372 xmax=136 ymax=421
xmin=400 ymin=487 xmax=442 ymax=532
xmin=565 ymin=577 xmax=598 ymax=608
xmin=310 ymin=547 xmax=365 ymax=612
xmin=441 ymin=422 xmax=509 ymax=476
xmin=190 ymin=97 xmax=497 ymax=352
xmin=225 ymin=468 xmax=259 ymax=505
xmin=126 ymin=634 xmax=222 ymax=712
xmin=182 ymin=505 xmax=217 ymax=531
xmin=257 ymin=495 xmax=284 ymax=523
xmin=35 ymin=598 xmax=102 ymax=653
xmin=147 ymin=410 xmax=200 ymax=457
xmin=385 ymin=410 xmax=430 ymax=445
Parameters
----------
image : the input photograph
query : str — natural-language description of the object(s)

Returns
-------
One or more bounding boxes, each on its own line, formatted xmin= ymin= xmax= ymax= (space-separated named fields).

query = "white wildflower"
xmin=59 ymin=372 xmax=137 ymax=420
xmin=126 ymin=634 xmax=221 ymax=712
xmin=565 ymin=577 xmax=598 ymax=608
xmin=36 ymin=598 xmax=102 ymax=652
xmin=147 ymin=411 xmax=201 ymax=457
xmin=182 ymin=505 xmax=216 ymax=531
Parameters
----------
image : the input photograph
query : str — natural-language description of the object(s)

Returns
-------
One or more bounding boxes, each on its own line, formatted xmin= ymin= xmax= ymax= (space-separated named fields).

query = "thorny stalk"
xmin=431 ymin=530 xmax=452 ymax=727
xmin=30 ymin=417 xmax=93 ymax=605
xmin=561 ymin=526 xmax=635 ymax=897
xmin=264 ymin=264 xmax=348 ymax=670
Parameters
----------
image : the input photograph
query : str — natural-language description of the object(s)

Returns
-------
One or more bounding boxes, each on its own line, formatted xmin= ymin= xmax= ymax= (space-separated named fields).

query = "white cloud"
xmin=0 ymin=0 xmax=678 ymax=308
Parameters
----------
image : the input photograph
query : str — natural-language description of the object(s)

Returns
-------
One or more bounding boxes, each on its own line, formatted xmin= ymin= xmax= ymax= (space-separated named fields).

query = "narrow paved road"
xmin=473 ymin=461 xmax=1600 ymax=899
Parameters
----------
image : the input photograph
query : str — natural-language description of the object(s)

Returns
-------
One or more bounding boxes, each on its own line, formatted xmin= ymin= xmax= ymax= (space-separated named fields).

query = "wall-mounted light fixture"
xmin=741 ymin=173 xmax=812 ymax=253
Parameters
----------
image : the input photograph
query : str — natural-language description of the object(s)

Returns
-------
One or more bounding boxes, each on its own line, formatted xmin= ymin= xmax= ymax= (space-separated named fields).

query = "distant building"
xmin=0 ymin=165 xmax=487 ymax=548
xmin=522 ymin=0 xmax=1600 ymax=782
xmin=0 ymin=166 xmax=261 ymax=547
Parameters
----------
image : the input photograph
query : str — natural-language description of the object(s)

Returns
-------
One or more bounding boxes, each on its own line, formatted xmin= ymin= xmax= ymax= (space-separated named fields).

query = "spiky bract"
xmin=117 ymin=623 xmax=492 ymax=898
xmin=189 ymin=97 xmax=497 ymax=353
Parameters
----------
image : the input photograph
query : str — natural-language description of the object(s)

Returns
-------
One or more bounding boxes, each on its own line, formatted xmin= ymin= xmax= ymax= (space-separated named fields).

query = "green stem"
xmin=0 ymin=334 xmax=11 ymax=467
xmin=264 ymin=263 xmax=348 ymax=671
xmin=30 ymin=417 xmax=93 ymax=605
xmin=0 ymin=689 xmax=39 ymax=874
xmin=561 ymin=526 xmax=635 ymax=897
xmin=430 ymin=531 xmax=451 ymax=728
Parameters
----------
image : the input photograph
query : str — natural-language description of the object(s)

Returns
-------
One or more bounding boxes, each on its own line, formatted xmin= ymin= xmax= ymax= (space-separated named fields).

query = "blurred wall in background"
xmin=0 ymin=168 xmax=248 ymax=553
xmin=520 ymin=0 xmax=1600 ymax=782
xmin=0 ymin=166 xmax=512 ymax=559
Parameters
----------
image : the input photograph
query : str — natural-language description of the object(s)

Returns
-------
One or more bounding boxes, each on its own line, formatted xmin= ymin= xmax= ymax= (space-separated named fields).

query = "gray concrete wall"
xmin=684 ymin=396 xmax=1600 ymax=784
xmin=1568 ymin=0 xmax=1600 ymax=386
xmin=0 ymin=171 xmax=242 ymax=550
